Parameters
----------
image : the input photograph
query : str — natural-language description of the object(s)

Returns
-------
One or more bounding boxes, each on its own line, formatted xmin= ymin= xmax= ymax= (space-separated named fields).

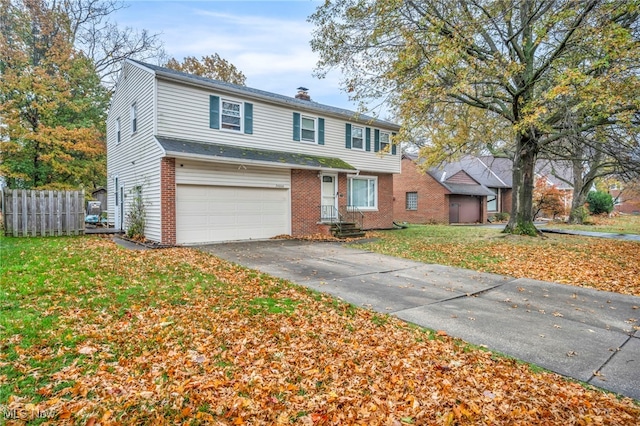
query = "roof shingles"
xmin=156 ymin=136 xmax=356 ymax=171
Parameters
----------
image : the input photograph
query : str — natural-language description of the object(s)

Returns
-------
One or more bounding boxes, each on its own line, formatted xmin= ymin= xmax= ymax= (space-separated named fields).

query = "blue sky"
xmin=112 ymin=1 xmax=360 ymax=111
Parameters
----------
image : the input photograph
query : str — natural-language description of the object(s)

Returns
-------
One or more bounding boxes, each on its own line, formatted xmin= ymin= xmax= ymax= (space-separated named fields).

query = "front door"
xmin=114 ymin=177 xmax=124 ymax=230
xmin=449 ymin=202 xmax=460 ymax=223
xmin=321 ymin=174 xmax=338 ymax=220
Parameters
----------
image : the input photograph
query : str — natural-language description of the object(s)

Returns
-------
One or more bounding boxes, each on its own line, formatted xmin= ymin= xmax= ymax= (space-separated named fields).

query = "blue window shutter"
xmin=365 ymin=127 xmax=371 ymax=151
xmin=293 ymin=112 xmax=301 ymax=141
xmin=318 ymin=118 xmax=325 ymax=145
xmin=244 ymin=102 xmax=253 ymax=134
xmin=374 ymin=129 xmax=380 ymax=152
xmin=392 ymin=132 xmax=397 ymax=155
xmin=209 ymin=95 xmax=220 ymax=129
xmin=345 ymin=123 xmax=352 ymax=149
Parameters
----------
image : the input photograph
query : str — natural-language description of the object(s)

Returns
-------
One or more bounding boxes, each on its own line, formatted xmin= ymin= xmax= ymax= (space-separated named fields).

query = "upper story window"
xmin=301 ymin=116 xmax=316 ymax=142
xmin=380 ymin=132 xmax=390 ymax=151
xmin=293 ymin=113 xmax=324 ymax=144
xmin=130 ymin=103 xmax=137 ymax=134
xmin=209 ymin=95 xmax=253 ymax=134
xmin=116 ymin=118 xmax=121 ymax=144
xmin=221 ymin=99 xmax=242 ymax=131
xmin=351 ymin=126 xmax=364 ymax=150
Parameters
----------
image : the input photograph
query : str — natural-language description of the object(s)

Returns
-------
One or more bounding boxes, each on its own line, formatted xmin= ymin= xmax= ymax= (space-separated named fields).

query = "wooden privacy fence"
xmin=2 ymin=189 xmax=85 ymax=237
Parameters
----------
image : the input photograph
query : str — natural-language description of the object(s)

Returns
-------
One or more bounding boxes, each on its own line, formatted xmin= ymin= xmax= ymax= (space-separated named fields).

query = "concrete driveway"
xmin=198 ymin=239 xmax=640 ymax=400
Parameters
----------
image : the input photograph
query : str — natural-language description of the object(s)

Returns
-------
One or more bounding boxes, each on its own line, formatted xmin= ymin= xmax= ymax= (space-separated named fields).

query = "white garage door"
xmin=176 ymin=184 xmax=290 ymax=244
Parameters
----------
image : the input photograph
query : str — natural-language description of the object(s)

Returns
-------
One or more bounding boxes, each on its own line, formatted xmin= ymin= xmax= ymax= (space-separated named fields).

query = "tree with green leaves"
xmin=0 ymin=0 xmax=110 ymax=189
xmin=310 ymin=0 xmax=640 ymax=235
xmin=166 ymin=54 xmax=247 ymax=85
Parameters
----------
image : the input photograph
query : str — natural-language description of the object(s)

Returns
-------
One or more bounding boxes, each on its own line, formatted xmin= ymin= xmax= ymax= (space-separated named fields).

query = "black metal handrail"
xmin=340 ymin=205 xmax=364 ymax=230
xmin=320 ymin=205 xmax=364 ymax=235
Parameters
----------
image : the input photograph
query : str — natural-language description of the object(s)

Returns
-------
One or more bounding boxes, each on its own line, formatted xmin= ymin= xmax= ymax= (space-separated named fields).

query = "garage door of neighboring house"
xmin=175 ymin=161 xmax=291 ymax=244
xmin=449 ymin=195 xmax=481 ymax=223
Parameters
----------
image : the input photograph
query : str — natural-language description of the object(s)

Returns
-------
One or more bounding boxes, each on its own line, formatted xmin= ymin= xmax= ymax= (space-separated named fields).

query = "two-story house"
xmin=106 ymin=60 xmax=400 ymax=245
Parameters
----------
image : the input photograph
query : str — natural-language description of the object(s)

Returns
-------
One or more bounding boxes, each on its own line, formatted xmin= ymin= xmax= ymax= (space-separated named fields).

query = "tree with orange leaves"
xmin=0 ymin=0 xmax=110 ymax=190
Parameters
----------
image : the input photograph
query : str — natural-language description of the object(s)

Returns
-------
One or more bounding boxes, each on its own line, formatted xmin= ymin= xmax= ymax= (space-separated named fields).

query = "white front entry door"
xmin=321 ymin=174 xmax=338 ymax=220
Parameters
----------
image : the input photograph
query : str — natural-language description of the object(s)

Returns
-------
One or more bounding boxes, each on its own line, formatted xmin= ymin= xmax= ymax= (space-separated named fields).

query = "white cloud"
xmin=114 ymin=1 xmax=360 ymax=110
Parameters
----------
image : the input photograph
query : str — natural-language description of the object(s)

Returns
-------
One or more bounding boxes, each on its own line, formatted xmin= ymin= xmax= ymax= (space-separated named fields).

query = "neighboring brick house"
xmin=106 ymin=60 xmax=400 ymax=245
xmin=611 ymin=183 xmax=640 ymax=215
xmin=394 ymin=155 xmax=576 ymax=224
xmin=394 ymin=155 xmax=495 ymax=224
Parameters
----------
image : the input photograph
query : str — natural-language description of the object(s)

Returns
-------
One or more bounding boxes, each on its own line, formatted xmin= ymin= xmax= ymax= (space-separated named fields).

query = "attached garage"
xmin=175 ymin=160 xmax=291 ymax=244
xmin=176 ymin=185 xmax=289 ymax=244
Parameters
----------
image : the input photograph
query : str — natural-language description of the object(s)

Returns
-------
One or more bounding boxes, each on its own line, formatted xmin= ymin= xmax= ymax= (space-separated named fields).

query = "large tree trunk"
xmin=568 ymin=158 xmax=589 ymax=224
xmin=568 ymin=150 xmax=603 ymax=224
xmin=504 ymin=132 xmax=540 ymax=236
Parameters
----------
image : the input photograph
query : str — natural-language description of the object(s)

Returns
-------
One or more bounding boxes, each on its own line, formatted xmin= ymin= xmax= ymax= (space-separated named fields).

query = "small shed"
xmin=91 ymin=187 xmax=107 ymax=213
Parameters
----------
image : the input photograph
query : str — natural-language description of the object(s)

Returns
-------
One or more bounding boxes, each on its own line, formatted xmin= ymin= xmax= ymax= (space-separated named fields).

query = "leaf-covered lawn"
xmin=544 ymin=214 xmax=640 ymax=234
xmin=1 ymin=236 xmax=639 ymax=425
xmin=357 ymin=225 xmax=640 ymax=296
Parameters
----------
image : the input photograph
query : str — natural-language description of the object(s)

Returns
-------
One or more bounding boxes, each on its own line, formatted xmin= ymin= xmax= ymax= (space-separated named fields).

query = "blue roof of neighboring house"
xmin=128 ymin=59 xmax=400 ymax=131
xmin=156 ymin=136 xmax=357 ymax=171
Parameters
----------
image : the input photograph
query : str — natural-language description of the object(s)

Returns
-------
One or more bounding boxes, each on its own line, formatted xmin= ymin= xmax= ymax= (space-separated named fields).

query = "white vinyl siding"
xmin=156 ymin=79 xmax=400 ymax=174
xmin=175 ymin=160 xmax=290 ymax=188
xmin=106 ymin=62 xmax=163 ymax=241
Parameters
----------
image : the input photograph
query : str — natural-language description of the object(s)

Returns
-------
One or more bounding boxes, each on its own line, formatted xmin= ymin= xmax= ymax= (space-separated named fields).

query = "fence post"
xmin=40 ymin=191 xmax=46 ymax=236
xmin=30 ymin=190 xmax=37 ymax=237
xmin=48 ymin=190 xmax=54 ymax=236
xmin=21 ymin=190 xmax=28 ymax=237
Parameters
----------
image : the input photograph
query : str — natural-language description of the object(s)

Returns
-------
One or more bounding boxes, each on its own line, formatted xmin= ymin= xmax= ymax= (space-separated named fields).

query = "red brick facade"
xmin=160 ymin=164 xmax=395 ymax=243
xmin=290 ymin=169 xmax=326 ymax=235
xmin=394 ymin=158 xmax=450 ymax=223
xmin=160 ymin=157 xmax=176 ymax=245
xmin=290 ymin=169 xmax=395 ymax=235
xmin=394 ymin=158 xmax=494 ymax=224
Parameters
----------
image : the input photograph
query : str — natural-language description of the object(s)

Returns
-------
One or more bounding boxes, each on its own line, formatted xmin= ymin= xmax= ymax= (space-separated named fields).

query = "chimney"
xmin=295 ymin=87 xmax=311 ymax=101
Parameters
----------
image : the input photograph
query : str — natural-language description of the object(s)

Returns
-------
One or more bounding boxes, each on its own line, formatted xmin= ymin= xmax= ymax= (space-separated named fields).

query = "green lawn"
xmin=1 ymin=235 xmax=639 ymax=425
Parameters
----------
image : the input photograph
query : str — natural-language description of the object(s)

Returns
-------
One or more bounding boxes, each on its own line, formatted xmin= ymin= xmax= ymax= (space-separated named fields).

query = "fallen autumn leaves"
xmin=1 ymin=236 xmax=639 ymax=425
xmin=360 ymin=227 xmax=640 ymax=297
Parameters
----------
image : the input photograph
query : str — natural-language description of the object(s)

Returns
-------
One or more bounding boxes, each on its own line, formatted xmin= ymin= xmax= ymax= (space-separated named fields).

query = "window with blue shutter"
xmin=345 ymin=123 xmax=352 ymax=148
xmin=244 ymin=102 xmax=253 ymax=134
xmin=293 ymin=113 xmax=301 ymax=141
xmin=365 ymin=127 xmax=371 ymax=151
xmin=374 ymin=129 xmax=380 ymax=152
xmin=209 ymin=95 xmax=220 ymax=129
xmin=380 ymin=131 xmax=390 ymax=151
xmin=318 ymin=118 xmax=325 ymax=145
